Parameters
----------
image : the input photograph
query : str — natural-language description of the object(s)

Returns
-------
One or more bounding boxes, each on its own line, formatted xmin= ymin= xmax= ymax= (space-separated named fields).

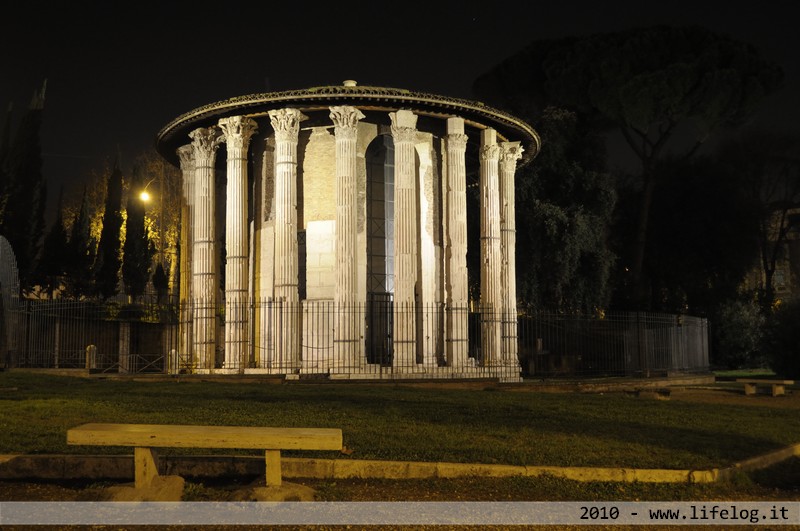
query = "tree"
xmin=0 ymin=103 xmax=12 ymax=225
xmin=152 ymin=262 xmax=169 ymax=304
xmin=94 ymin=160 xmax=124 ymax=299
xmin=0 ymin=84 xmax=48 ymax=292
xmin=711 ymin=298 xmax=765 ymax=369
xmin=627 ymin=156 xmax=762 ymax=315
xmin=514 ymin=107 xmax=617 ymax=313
xmin=715 ymin=130 xmax=800 ymax=313
xmin=122 ymin=165 xmax=154 ymax=301
xmin=132 ymin=150 xmax=182 ymax=288
xmin=762 ymin=298 xmax=800 ymax=378
xmin=64 ymin=188 xmax=96 ymax=298
xmin=473 ymin=25 xmax=784 ymax=308
xmin=33 ymin=188 xmax=68 ymax=298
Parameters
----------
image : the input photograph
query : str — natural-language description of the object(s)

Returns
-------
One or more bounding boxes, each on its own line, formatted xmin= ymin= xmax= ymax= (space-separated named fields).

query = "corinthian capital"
xmin=189 ymin=127 xmax=223 ymax=161
xmin=268 ymin=108 xmax=307 ymax=142
xmin=480 ymin=144 xmax=500 ymax=161
xmin=446 ymin=133 xmax=468 ymax=152
xmin=218 ymin=116 xmax=258 ymax=151
xmin=176 ymin=144 xmax=195 ymax=172
xmin=499 ymin=141 xmax=524 ymax=167
xmin=389 ymin=110 xmax=418 ymax=143
xmin=329 ymin=106 xmax=365 ymax=139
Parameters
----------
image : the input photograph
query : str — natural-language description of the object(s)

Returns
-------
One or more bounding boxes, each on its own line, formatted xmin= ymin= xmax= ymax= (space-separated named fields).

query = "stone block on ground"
xmin=231 ymin=480 xmax=317 ymax=501
xmin=102 ymin=475 xmax=185 ymax=501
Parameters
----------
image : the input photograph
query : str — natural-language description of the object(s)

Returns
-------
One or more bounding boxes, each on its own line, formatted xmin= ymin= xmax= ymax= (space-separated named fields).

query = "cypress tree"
xmin=33 ymin=187 xmax=68 ymax=298
xmin=94 ymin=160 xmax=123 ymax=299
xmin=64 ymin=188 xmax=96 ymax=298
xmin=1 ymin=84 xmax=48 ymax=291
xmin=122 ymin=165 xmax=154 ymax=301
xmin=152 ymin=262 xmax=169 ymax=304
xmin=0 ymin=103 xmax=12 ymax=224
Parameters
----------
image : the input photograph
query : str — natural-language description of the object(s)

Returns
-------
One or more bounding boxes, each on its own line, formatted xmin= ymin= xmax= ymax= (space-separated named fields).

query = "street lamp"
xmin=139 ymin=179 xmax=164 ymax=269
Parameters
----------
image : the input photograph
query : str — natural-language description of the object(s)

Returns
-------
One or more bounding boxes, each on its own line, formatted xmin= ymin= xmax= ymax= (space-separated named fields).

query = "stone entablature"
xmin=158 ymin=82 xmax=538 ymax=382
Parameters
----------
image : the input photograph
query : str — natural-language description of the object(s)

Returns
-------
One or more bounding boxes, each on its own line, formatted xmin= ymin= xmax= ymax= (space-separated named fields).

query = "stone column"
xmin=444 ymin=118 xmax=469 ymax=368
xmin=176 ymin=145 xmax=195 ymax=370
xmin=390 ymin=110 xmax=419 ymax=370
xmin=479 ymin=129 xmax=501 ymax=366
xmin=189 ymin=126 xmax=223 ymax=370
xmin=219 ymin=116 xmax=258 ymax=372
xmin=268 ymin=108 xmax=307 ymax=369
xmin=499 ymin=141 xmax=523 ymax=365
xmin=330 ymin=106 xmax=365 ymax=369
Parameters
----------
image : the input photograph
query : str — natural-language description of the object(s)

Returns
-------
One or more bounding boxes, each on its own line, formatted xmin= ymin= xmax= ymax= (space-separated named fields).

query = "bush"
xmin=711 ymin=299 xmax=765 ymax=369
xmin=762 ymin=299 xmax=800 ymax=378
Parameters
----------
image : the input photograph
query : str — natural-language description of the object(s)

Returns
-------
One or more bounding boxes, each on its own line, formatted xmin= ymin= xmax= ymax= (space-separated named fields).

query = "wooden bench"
xmin=735 ymin=379 xmax=794 ymax=397
xmin=67 ymin=423 xmax=342 ymax=489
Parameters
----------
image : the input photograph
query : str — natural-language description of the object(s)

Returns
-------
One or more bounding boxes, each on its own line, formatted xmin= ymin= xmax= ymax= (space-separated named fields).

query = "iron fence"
xmin=517 ymin=311 xmax=709 ymax=377
xmin=8 ymin=300 xmax=178 ymax=373
xmin=3 ymin=299 xmax=709 ymax=379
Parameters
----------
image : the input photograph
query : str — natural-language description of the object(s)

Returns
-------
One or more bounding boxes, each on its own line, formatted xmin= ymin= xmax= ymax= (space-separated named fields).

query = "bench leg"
xmin=743 ymin=383 xmax=757 ymax=395
xmin=135 ymin=447 xmax=160 ymax=489
xmin=773 ymin=385 xmax=785 ymax=397
xmin=265 ymin=450 xmax=282 ymax=487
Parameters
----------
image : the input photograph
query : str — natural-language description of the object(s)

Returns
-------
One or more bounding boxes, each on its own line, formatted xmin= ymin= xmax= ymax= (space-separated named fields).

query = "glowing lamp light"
xmin=139 ymin=190 xmax=151 ymax=202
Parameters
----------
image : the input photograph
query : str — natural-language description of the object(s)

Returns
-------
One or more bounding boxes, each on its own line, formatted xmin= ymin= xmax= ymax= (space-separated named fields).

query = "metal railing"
xmin=3 ymin=299 xmax=709 ymax=379
xmin=8 ymin=300 xmax=178 ymax=373
xmin=518 ymin=311 xmax=709 ymax=377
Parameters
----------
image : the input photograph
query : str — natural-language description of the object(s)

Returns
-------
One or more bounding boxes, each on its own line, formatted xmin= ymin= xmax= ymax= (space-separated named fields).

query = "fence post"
xmin=119 ymin=321 xmax=131 ymax=373
xmin=636 ymin=312 xmax=649 ymax=378
xmin=168 ymin=348 xmax=178 ymax=374
xmin=85 ymin=344 xmax=97 ymax=370
xmin=53 ymin=318 xmax=60 ymax=369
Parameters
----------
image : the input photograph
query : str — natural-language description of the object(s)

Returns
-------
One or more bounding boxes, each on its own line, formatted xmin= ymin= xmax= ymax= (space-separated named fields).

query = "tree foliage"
xmin=132 ymin=151 xmax=182 ymax=288
xmin=152 ymin=262 xmax=169 ymax=304
xmin=711 ymin=298 xmax=765 ymax=369
xmin=762 ymin=299 xmax=800 ymax=378
xmin=514 ymin=108 xmax=617 ymax=312
xmin=623 ymin=156 xmax=762 ymax=315
xmin=122 ymin=165 xmax=154 ymax=301
xmin=93 ymin=160 xmax=123 ymax=299
xmin=64 ymin=188 xmax=96 ymax=298
xmin=0 ymin=104 xmax=12 ymax=225
xmin=714 ymin=129 xmax=800 ymax=312
xmin=0 ymin=89 xmax=48 ymax=292
xmin=33 ymin=189 xmax=68 ymax=298
xmin=474 ymin=25 xmax=784 ymax=309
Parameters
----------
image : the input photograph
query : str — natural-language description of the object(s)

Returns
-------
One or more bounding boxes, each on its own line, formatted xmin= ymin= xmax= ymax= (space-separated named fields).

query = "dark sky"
xmin=3 ymin=0 xmax=799 ymax=216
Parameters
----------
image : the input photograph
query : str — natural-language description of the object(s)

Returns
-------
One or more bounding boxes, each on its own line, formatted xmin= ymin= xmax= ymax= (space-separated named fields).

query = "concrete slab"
xmin=101 ymin=475 xmax=185 ymax=501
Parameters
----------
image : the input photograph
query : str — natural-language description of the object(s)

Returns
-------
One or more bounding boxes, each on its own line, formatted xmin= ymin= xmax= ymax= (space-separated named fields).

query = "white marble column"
xmin=499 ymin=141 xmax=523 ymax=365
xmin=176 ymin=144 xmax=194 ymax=371
xmin=219 ymin=116 xmax=258 ymax=371
xmin=330 ymin=106 xmax=365 ymax=369
xmin=189 ymin=126 xmax=223 ymax=370
xmin=479 ymin=129 xmax=501 ymax=366
xmin=444 ymin=118 xmax=469 ymax=368
xmin=268 ymin=108 xmax=306 ymax=368
xmin=390 ymin=110 xmax=419 ymax=370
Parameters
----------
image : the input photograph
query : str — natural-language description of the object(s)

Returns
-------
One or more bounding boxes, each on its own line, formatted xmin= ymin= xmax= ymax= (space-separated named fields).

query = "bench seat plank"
xmin=67 ymin=423 xmax=342 ymax=451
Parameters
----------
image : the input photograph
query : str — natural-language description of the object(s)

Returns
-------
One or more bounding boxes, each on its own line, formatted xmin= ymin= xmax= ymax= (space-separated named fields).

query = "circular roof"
xmin=156 ymin=82 xmax=540 ymax=167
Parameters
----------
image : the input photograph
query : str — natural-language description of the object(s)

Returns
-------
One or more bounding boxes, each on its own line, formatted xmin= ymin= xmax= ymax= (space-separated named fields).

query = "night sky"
xmin=2 ymin=0 xmax=799 ymax=217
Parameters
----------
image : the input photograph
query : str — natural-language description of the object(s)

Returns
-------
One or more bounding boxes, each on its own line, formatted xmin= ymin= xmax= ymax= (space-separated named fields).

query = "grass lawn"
xmin=1 ymin=370 xmax=799 ymax=504
xmin=1 ymin=371 xmax=799 ymax=472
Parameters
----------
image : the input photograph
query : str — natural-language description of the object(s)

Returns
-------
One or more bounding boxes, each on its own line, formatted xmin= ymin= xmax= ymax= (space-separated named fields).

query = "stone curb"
xmin=2 ymin=444 xmax=798 ymax=484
